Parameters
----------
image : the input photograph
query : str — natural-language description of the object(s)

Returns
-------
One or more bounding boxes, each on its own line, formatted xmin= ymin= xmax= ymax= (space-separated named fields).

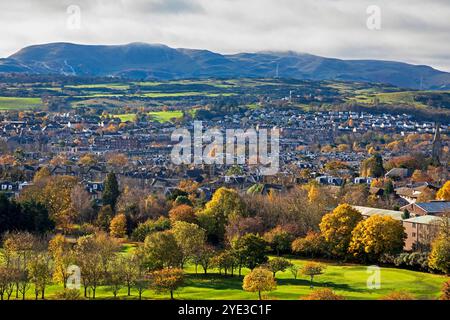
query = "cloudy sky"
xmin=1 ymin=0 xmax=449 ymax=71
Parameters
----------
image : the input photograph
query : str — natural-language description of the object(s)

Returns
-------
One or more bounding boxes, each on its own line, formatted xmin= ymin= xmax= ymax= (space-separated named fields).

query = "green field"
xmin=1 ymin=252 xmax=446 ymax=300
xmin=0 ymin=97 xmax=43 ymax=110
xmin=115 ymin=110 xmax=184 ymax=123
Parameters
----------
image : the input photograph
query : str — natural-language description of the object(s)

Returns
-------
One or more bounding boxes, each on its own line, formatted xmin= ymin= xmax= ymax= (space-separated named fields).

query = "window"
xmin=412 ymin=223 xmax=416 ymax=228
xmin=412 ymin=232 xmax=416 ymax=238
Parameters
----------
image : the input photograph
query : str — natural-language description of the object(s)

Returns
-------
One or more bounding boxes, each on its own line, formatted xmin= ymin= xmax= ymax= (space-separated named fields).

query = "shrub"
xmin=380 ymin=291 xmax=416 ymax=300
xmin=54 ymin=289 xmax=82 ymax=300
xmin=441 ymin=280 xmax=450 ymax=300
xmin=302 ymin=288 xmax=344 ymax=300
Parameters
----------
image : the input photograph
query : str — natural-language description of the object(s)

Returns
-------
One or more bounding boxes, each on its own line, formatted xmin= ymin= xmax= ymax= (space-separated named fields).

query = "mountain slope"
xmin=1 ymin=42 xmax=449 ymax=90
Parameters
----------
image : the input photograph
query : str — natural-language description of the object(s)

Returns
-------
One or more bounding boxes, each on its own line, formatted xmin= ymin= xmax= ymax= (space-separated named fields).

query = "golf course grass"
xmin=2 ymin=255 xmax=447 ymax=300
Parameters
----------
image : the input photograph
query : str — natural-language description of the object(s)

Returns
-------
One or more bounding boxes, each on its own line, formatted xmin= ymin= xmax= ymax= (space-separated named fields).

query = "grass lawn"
xmin=0 ymin=97 xmax=43 ymax=110
xmin=3 ymin=255 xmax=447 ymax=300
xmin=114 ymin=111 xmax=183 ymax=123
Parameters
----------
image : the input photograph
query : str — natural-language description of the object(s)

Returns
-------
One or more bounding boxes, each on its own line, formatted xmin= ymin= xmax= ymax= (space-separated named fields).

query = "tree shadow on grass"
xmin=186 ymin=274 xmax=244 ymax=290
xmin=274 ymin=278 xmax=367 ymax=293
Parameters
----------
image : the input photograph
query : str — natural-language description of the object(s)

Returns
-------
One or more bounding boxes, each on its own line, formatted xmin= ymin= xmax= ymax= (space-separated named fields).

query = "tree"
xmin=302 ymin=288 xmax=344 ymax=300
xmin=141 ymin=231 xmax=183 ymax=270
xmin=242 ymin=268 xmax=276 ymax=300
xmin=0 ymin=267 xmax=16 ymax=300
xmin=264 ymin=226 xmax=294 ymax=256
xmin=210 ymin=250 xmax=238 ymax=276
xmin=349 ymin=215 xmax=406 ymax=262
xmin=74 ymin=233 xmax=120 ymax=299
xmin=29 ymin=251 xmax=53 ymax=300
xmin=21 ymin=201 xmax=55 ymax=234
xmin=379 ymin=291 xmax=416 ymax=300
xmin=172 ymin=221 xmax=206 ymax=268
xmin=428 ymin=236 xmax=450 ymax=274
xmin=301 ymin=262 xmax=325 ymax=288
xmin=292 ymin=232 xmax=325 ymax=258
xmin=103 ymin=173 xmax=120 ymax=211
xmin=233 ymin=234 xmax=269 ymax=272
xmin=194 ymin=244 xmax=216 ymax=275
xmin=288 ymin=264 xmax=300 ymax=280
xmin=121 ymin=254 xmax=139 ymax=296
xmin=107 ymin=256 xmax=126 ymax=298
xmin=110 ymin=214 xmax=127 ymax=238
xmin=198 ymin=187 xmax=246 ymax=243
xmin=151 ymin=268 xmax=184 ymax=300
xmin=169 ymin=205 xmax=197 ymax=224
xmin=70 ymin=184 xmax=94 ymax=223
xmin=436 ymin=181 xmax=450 ymax=201
xmin=265 ymin=257 xmax=293 ymax=278
xmin=96 ymin=205 xmax=114 ymax=231
xmin=319 ymin=204 xmax=363 ymax=258
xmin=2 ymin=232 xmax=37 ymax=299
xmin=48 ymin=234 xmax=74 ymax=288
xmin=361 ymin=153 xmax=385 ymax=178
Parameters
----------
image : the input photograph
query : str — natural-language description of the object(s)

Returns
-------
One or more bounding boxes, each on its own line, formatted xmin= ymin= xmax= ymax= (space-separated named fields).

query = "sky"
xmin=1 ymin=0 xmax=449 ymax=71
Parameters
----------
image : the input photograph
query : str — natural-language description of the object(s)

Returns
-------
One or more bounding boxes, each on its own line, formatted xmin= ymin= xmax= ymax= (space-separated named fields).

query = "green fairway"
xmin=2 ymin=255 xmax=446 ymax=300
xmin=0 ymin=97 xmax=43 ymax=110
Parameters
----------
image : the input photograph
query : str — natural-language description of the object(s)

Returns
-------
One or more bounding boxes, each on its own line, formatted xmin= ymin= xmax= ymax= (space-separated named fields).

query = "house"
xmin=400 ymin=201 xmax=450 ymax=217
xmin=403 ymin=215 xmax=443 ymax=251
xmin=352 ymin=205 xmax=404 ymax=221
xmin=316 ymin=175 xmax=344 ymax=186
xmin=354 ymin=177 xmax=373 ymax=185
xmin=395 ymin=183 xmax=440 ymax=204
xmin=385 ymin=168 xmax=409 ymax=180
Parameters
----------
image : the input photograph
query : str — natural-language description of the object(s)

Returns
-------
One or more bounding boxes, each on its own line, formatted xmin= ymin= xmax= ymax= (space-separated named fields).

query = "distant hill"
xmin=1 ymin=42 xmax=450 ymax=90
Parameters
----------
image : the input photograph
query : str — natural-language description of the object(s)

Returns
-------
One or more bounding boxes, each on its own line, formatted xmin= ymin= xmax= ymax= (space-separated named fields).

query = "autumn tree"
xmin=169 ymin=205 xmax=197 ymax=224
xmin=436 ymin=181 xmax=450 ymax=201
xmin=265 ymin=257 xmax=293 ymax=278
xmin=233 ymin=234 xmax=269 ymax=272
xmin=301 ymin=262 xmax=326 ymax=288
xmin=29 ymin=250 xmax=53 ymax=300
xmin=48 ymin=234 xmax=74 ymax=288
xmin=74 ymin=233 xmax=120 ymax=299
xmin=264 ymin=226 xmax=294 ymax=256
xmin=349 ymin=215 xmax=406 ymax=262
xmin=210 ymin=250 xmax=238 ymax=276
xmin=172 ymin=221 xmax=206 ymax=268
xmin=242 ymin=268 xmax=276 ymax=300
xmin=110 ymin=214 xmax=127 ymax=238
xmin=107 ymin=256 xmax=126 ymax=298
xmin=141 ymin=231 xmax=183 ymax=270
xmin=319 ymin=204 xmax=363 ymax=258
xmin=151 ymin=268 xmax=184 ymax=300
xmin=361 ymin=153 xmax=385 ymax=178
xmin=197 ymin=187 xmax=246 ymax=243
xmin=96 ymin=205 xmax=114 ymax=231
xmin=292 ymin=232 xmax=325 ymax=258
xmin=428 ymin=234 xmax=450 ymax=274
xmin=194 ymin=244 xmax=216 ymax=275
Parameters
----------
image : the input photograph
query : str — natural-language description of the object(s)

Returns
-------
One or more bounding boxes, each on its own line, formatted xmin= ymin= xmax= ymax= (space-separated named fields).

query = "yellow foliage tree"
xmin=349 ymin=215 xmax=406 ymax=261
xmin=110 ymin=214 xmax=127 ymax=238
xmin=242 ymin=268 xmax=276 ymax=300
xmin=319 ymin=204 xmax=363 ymax=257
xmin=436 ymin=181 xmax=450 ymax=201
